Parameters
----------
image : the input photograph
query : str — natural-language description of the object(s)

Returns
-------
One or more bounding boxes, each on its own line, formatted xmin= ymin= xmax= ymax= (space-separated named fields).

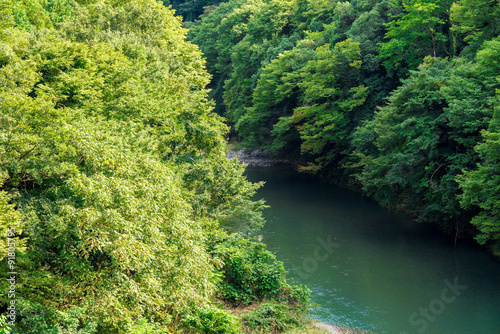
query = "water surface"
xmin=246 ymin=167 xmax=500 ymax=334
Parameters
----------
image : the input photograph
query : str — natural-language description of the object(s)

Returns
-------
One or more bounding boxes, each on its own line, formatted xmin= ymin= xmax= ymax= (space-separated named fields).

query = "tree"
xmin=456 ymin=38 xmax=500 ymax=246
xmin=451 ymin=0 xmax=500 ymax=56
xmin=352 ymin=57 xmax=494 ymax=236
xmin=188 ymin=0 xmax=262 ymax=115
xmin=0 ymin=0 xmax=277 ymax=332
xmin=222 ymin=0 xmax=296 ymax=124
xmin=379 ymin=0 xmax=453 ymax=73
xmin=287 ymin=37 xmax=367 ymax=173
xmin=457 ymin=113 xmax=500 ymax=245
xmin=235 ymin=38 xmax=314 ymax=150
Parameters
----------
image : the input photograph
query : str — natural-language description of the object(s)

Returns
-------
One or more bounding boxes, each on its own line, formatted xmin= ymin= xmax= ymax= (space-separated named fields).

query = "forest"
xmin=188 ymin=0 xmax=500 ymax=250
xmin=0 ymin=0 xmax=309 ymax=333
xmin=1 ymin=0 xmax=499 ymax=333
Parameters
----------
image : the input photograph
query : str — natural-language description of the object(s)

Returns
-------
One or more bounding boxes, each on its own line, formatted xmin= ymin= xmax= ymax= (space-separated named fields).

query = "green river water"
xmin=246 ymin=167 xmax=500 ymax=334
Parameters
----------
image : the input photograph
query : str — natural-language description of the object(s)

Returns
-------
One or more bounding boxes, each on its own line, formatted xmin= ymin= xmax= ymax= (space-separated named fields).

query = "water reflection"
xmin=246 ymin=167 xmax=500 ymax=334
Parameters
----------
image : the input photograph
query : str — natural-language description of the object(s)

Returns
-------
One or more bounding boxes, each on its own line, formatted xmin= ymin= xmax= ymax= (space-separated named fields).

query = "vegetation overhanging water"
xmin=247 ymin=167 xmax=500 ymax=334
xmin=3 ymin=0 xmax=500 ymax=332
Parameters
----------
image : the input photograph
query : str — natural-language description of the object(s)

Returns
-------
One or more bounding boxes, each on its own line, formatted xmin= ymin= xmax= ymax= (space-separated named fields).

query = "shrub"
xmin=181 ymin=305 xmax=241 ymax=334
xmin=242 ymin=302 xmax=300 ymax=333
xmin=214 ymin=237 xmax=287 ymax=305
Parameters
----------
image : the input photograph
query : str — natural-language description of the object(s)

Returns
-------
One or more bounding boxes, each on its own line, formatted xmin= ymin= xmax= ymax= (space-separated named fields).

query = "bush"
xmin=0 ymin=314 xmax=10 ymax=334
xmin=276 ymin=284 xmax=310 ymax=313
xmin=214 ymin=237 xmax=287 ymax=305
xmin=242 ymin=302 xmax=300 ymax=333
xmin=181 ymin=305 xmax=241 ymax=334
xmin=10 ymin=299 xmax=97 ymax=334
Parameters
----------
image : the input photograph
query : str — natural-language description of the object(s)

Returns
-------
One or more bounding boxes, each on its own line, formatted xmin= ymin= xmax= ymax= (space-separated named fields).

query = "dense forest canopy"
xmin=1 ymin=0 xmax=500 ymax=332
xmin=188 ymin=0 xmax=500 ymax=250
xmin=0 ymin=0 xmax=308 ymax=333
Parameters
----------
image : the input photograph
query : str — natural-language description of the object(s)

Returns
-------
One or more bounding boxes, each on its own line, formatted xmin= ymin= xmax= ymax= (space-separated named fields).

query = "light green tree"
xmin=379 ymin=0 xmax=453 ymax=72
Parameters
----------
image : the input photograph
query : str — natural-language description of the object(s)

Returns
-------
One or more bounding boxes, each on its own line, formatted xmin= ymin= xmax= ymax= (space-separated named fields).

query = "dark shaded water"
xmin=246 ymin=167 xmax=500 ymax=334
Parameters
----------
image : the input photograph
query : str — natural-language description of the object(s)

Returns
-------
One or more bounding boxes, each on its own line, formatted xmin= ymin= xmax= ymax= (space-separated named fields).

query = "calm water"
xmin=246 ymin=167 xmax=500 ymax=334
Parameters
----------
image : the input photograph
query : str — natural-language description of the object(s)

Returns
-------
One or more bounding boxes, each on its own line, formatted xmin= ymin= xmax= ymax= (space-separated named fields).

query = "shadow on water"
xmin=246 ymin=167 xmax=500 ymax=334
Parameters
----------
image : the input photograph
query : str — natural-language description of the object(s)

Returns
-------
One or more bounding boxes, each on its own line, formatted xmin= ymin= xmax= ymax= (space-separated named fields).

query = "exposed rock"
xmin=227 ymin=148 xmax=289 ymax=167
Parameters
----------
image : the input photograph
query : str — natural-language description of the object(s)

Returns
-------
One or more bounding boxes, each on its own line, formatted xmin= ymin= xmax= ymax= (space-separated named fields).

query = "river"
xmin=245 ymin=167 xmax=500 ymax=334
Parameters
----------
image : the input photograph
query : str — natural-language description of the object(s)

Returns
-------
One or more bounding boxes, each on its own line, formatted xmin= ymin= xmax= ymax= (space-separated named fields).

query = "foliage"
xmin=214 ymin=236 xmax=288 ymax=305
xmin=189 ymin=0 xmax=394 ymax=177
xmin=181 ymin=305 xmax=241 ymax=334
xmin=0 ymin=0 xmax=307 ymax=333
xmin=222 ymin=0 xmax=296 ymax=125
xmin=457 ymin=41 xmax=500 ymax=244
xmin=458 ymin=121 xmax=500 ymax=245
xmin=188 ymin=0 xmax=500 ymax=247
xmin=379 ymin=0 xmax=453 ymax=73
xmin=187 ymin=0 xmax=260 ymax=115
xmin=450 ymin=0 xmax=500 ymax=56
xmin=12 ymin=300 xmax=97 ymax=334
xmin=233 ymin=27 xmax=369 ymax=174
xmin=166 ymin=0 xmax=227 ymax=22
xmin=0 ymin=176 xmax=22 ymax=259
xmin=0 ymin=314 xmax=10 ymax=334
xmin=242 ymin=301 xmax=300 ymax=333
xmin=351 ymin=56 xmax=494 ymax=235
xmin=181 ymin=155 xmax=267 ymax=234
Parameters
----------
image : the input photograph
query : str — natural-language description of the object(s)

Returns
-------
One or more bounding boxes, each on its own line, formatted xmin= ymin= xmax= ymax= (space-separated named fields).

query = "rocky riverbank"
xmin=227 ymin=148 xmax=289 ymax=167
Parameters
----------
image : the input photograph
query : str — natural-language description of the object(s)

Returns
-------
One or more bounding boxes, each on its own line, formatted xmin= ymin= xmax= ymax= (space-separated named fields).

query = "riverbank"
xmin=245 ymin=167 xmax=500 ymax=333
xmin=227 ymin=148 xmax=289 ymax=167
xmin=231 ymin=145 xmax=500 ymax=259
xmin=222 ymin=298 xmax=369 ymax=334
xmin=313 ymin=323 xmax=376 ymax=334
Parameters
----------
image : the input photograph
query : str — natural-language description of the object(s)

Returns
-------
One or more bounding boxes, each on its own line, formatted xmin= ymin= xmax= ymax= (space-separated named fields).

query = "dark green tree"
xmin=379 ymin=0 xmax=454 ymax=73
xmin=352 ymin=56 xmax=494 ymax=237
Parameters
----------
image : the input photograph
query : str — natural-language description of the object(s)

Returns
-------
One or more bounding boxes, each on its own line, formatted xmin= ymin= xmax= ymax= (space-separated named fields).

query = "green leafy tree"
xmin=235 ymin=38 xmax=315 ymax=150
xmin=188 ymin=0 xmax=260 ymax=115
xmin=181 ymin=155 xmax=267 ymax=234
xmin=287 ymin=37 xmax=367 ymax=173
xmin=9 ymin=0 xmax=73 ymax=30
xmin=352 ymin=57 xmax=494 ymax=237
xmin=450 ymin=0 xmax=500 ymax=56
xmin=222 ymin=0 xmax=296 ymax=124
xmin=457 ymin=113 xmax=500 ymax=245
xmin=0 ymin=175 xmax=23 ymax=260
xmin=189 ymin=0 xmax=396 ymax=180
xmin=457 ymin=38 xmax=500 ymax=246
xmin=233 ymin=25 xmax=368 ymax=175
xmin=347 ymin=0 xmax=397 ymax=115
xmin=379 ymin=0 xmax=453 ymax=73
xmin=0 ymin=0 xmax=286 ymax=332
